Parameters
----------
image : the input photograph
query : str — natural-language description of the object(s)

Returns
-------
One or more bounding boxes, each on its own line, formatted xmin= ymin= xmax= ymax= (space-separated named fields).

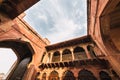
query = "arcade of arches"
xmin=45 ymin=43 xmax=96 ymax=63
xmin=38 ymin=69 xmax=115 ymax=80
xmin=38 ymin=36 xmax=120 ymax=80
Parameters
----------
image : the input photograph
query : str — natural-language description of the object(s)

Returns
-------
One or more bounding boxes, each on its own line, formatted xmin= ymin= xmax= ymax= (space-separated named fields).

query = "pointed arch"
xmin=78 ymin=69 xmax=97 ymax=80
xmin=62 ymin=49 xmax=72 ymax=61
xmin=0 ymin=40 xmax=34 ymax=80
xmin=62 ymin=70 xmax=75 ymax=80
xmin=52 ymin=51 xmax=60 ymax=62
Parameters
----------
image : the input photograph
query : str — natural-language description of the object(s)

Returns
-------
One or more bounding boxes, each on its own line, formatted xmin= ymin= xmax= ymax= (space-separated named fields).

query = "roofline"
xmin=46 ymin=35 xmax=91 ymax=51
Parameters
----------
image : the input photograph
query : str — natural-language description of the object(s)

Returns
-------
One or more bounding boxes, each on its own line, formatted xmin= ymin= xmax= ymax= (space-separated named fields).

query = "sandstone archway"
xmin=0 ymin=40 xmax=34 ymax=80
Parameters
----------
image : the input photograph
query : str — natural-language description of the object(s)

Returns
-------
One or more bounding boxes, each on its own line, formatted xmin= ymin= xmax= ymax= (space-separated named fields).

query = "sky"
xmin=24 ymin=0 xmax=87 ymax=44
xmin=0 ymin=48 xmax=17 ymax=74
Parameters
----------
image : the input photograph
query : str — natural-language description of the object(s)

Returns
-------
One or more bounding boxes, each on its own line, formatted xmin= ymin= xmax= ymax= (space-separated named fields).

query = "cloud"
xmin=24 ymin=0 xmax=87 ymax=44
xmin=38 ymin=15 xmax=48 ymax=23
xmin=47 ymin=18 xmax=80 ymax=43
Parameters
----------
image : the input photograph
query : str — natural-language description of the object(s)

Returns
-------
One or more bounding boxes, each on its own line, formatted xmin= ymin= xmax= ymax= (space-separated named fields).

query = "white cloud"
xmin=24 ymin=0 xmax=87 ymax=44
xmin=73 ymin=1 xmax=78 ymax=7
xmin=38 ymin=15 xmax=48 ymax=23
xmin=46 ymin=18 xmax=81 ymax=43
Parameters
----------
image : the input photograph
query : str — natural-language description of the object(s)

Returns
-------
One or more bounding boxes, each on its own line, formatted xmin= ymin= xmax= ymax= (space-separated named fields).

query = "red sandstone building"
xmin=0 ymin=0 xmax=120 ymax=80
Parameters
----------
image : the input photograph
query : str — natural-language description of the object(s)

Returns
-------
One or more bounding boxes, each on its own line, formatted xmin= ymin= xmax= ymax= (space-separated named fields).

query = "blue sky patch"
xmin=24 ymin=0 xmax=87 ymax=44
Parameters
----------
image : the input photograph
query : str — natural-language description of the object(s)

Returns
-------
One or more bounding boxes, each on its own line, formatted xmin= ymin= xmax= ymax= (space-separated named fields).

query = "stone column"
xmin=59 ymin=71 xmax=63 ymax=80
xmin=83 ymin=46 xmax=91 ymax=59
xmin=50 ymin=53 xmax=53 ymax=63
xmin=60 ymin=50 xmax=62 ymax=62
xmin=46 ymin=75 xmax=49 ymax=80
xmin=59 ymin=77 xmax=62 ymax=80
xmin=70 ymin=48 xmax=75 ymax=60
xmin=75 ymin=77 xmax=78 ymax=80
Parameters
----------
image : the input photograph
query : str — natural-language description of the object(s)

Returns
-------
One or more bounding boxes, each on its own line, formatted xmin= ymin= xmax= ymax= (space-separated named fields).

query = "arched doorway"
xmin=73 ymin=46 xmax=87 ymax=60
xmin=62 ymin=49 xmax=72 ymax=61
xmin=99 ymin=71 xmax=112 ymax=80
xmin=42 ymin=73 xmax=46 ymax=80
xmin=49 ymin=71 xmax=59 ymax=80
xmin=62 ymin=70 xmax=75 ymax=80
xmin=78 ymin=69 xmax=97 ymax=80
xmin=0 ymin=40 xmax=34 ymax=80
xmin=52 ymin=51 xmax=60 ymax=62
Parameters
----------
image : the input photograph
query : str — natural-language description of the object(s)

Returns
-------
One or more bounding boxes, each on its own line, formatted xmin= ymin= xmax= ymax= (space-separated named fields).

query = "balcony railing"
xmin=52 ymin=56 xmax=60 ymax=62
xmin=74 ymin=52 xmax=87 ymax=60
xmin=62 ymin=54 xmax=72 ymax=61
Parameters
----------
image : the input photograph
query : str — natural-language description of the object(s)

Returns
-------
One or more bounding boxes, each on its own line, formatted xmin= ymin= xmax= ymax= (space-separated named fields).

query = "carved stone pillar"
xmin=46 ymin=75 xmax=49 ymax=80
xmin=60 ymin=50 xmax=62 ymax=62
xmin=59 ymin=77 xmax=62 ymax=80
xmin=50 ymin=53 xmax=53 ymax=63
xmin=59 ymin=71 xmax=63 ymax=80
xmin=70 ymin=48 xmax=75 ymax=60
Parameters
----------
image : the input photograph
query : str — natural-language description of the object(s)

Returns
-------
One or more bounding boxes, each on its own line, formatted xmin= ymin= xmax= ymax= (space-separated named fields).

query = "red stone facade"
xmin=88 ymin=0 xmax=120 ymax=77
xmin=0 ymin=0 xmax=120 ymax=80
xmin=38 ymin=36 xmax=113 ymax=80
xmin=0 ymin=12 xmax=48 ymax=79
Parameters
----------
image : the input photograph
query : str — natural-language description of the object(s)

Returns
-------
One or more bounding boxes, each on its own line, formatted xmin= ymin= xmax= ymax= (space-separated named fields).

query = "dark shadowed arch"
xmin=62 ymin=70 xmax=75 ymax=80
xmin=52 ymin=51 xmax=60 ymax=62
xmin=62 ymin=49 xmax=72 ymax=61
xmin=78 ymin=69 xmax=97 ymax=80
xmin=73 ymin=46 xmax=87 ymax=60
xmin=49 ymin=70 xmax=59 ymax=80
xmin=99 ymin=71 xmax=112 ymax=80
